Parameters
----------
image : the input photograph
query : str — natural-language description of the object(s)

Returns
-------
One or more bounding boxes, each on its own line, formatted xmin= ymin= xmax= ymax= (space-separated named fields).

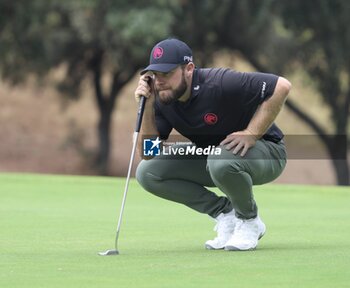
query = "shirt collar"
xmin=175 ymin=68 xmax=200 ymax=107
xmin=191 ymin=68 xmax=200 ymax=98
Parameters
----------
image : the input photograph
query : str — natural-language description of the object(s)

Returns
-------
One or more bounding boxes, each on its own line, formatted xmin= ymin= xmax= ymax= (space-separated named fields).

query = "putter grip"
xmin=135 ymin=96 xmax=146 ymax=132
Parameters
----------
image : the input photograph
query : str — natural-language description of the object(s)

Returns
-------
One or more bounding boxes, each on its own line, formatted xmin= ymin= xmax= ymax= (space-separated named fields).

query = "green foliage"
xmin=276 ymin=0 xmax=350 ymax=133
xmin=0 ymin=0 xmax=178 ymax=174
xmin=0 ymin=0 xmax=174 ymax=92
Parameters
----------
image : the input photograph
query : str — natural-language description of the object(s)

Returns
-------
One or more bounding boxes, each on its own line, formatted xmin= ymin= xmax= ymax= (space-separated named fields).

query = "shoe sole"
xmin=205 ymin=244 xmax=225 ymax=250
xmin=224 ymin=231 xmax=265 ymax=251
xmin=224 ymin=246 xmax=256 ymax=251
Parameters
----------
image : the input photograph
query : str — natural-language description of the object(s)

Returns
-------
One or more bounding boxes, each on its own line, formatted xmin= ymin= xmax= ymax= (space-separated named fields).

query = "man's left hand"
xmin=220 ymin=129 xmax=258 ymax=157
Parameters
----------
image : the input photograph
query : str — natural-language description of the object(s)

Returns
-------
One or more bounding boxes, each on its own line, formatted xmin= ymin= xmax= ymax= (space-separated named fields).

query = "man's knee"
xmin=135 ymin=160 xmax=162 ymax=191
xmin=207 ymin=154 xmax=244 ymax=181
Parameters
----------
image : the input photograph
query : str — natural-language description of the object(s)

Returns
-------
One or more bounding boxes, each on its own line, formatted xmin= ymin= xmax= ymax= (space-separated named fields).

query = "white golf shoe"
xmin=205 ymin=210 xmax=237 ymax=250
xmin=224 ymin=216 xmax=266 ymax=251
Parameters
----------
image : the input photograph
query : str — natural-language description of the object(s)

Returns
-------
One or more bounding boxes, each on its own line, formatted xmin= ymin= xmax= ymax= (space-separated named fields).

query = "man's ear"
xmin=185 ymin=62 xmax=195 ymax=76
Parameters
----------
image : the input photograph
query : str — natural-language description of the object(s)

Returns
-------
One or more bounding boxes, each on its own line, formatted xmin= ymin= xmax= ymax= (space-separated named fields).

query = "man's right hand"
xmin=135 ymin=75 xmax=155 ymax=103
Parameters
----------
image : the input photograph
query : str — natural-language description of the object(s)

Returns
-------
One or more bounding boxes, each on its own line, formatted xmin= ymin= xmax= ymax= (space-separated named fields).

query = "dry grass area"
xmin=0 ymin=53 xmax=337 ymax=184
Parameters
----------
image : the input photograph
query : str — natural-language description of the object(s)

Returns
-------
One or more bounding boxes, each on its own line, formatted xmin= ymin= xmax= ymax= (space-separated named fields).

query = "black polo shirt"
xmin=154 ymin=68 xmax=283 ymax=147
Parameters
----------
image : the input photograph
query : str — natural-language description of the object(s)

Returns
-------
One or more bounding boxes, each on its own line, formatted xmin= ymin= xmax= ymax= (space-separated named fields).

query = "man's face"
xmin=153 ymin=66 xmax=188 ymax=105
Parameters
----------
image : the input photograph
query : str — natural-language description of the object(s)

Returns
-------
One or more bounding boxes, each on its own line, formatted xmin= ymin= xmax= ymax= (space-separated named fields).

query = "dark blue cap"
xmin=140 ymin=38 xmax=193 ymax=75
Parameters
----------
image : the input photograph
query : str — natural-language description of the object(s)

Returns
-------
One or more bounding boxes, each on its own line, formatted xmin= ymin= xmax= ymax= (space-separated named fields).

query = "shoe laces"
xmin=213 ymin=214 xmax=236 ymax=235
xmin=234 ymin=219 xmax=259 ymax=239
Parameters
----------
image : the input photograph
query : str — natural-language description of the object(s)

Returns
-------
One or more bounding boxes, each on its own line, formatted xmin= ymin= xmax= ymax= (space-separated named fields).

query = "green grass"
xmin=0 ymin=173 xmax=349 ymax=288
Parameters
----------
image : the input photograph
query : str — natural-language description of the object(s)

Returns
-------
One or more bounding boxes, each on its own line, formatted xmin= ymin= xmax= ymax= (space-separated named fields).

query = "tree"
xmin=273 ymin=0 xmax=350 ymax=185
xmin=0 ymin=0 xmax=174 ymax=174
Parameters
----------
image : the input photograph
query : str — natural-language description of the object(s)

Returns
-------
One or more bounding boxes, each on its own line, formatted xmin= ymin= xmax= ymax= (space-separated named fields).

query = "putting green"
xmin=1 ymin=173 xmax=349 ymax=288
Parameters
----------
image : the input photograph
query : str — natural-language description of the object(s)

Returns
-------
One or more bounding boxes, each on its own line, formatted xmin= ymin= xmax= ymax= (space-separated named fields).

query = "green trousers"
xmin=136 ymin=140 xmax=286 ymax=219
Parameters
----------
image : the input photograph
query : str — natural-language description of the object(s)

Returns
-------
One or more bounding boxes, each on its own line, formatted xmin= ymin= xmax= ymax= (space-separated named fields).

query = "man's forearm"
xmin=247 ymin=77 xmax=291 ymax=139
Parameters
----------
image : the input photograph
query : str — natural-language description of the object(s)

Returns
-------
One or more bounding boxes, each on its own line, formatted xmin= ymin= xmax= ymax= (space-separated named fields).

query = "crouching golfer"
xmin=134 ymin=38 xmax=291 ymax=251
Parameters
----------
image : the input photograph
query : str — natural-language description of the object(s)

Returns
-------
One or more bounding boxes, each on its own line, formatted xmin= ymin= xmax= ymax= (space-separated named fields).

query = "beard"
xmin=156 ymin=72 xmax=188 ymax=105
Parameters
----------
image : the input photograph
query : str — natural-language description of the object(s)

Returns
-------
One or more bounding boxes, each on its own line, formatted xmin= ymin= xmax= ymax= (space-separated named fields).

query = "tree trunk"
xmin=90 ymin=49 xmax=113 ymax=175
xmin=286 ymin=99 xmax=349 ymax=185
xmin=331 ymin=160 xmax=349 ymax=185
xmin=328 ymin=136 xmax=349 ymax=186
xmin=96 ymin=105 xmax=112 ymax=175
xmin=90 ymin=50 xmax=139 ymax=175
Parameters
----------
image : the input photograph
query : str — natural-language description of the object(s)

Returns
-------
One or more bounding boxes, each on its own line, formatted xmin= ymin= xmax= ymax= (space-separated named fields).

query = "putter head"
xmin=98 ymin=249 xmax=119 ymax=256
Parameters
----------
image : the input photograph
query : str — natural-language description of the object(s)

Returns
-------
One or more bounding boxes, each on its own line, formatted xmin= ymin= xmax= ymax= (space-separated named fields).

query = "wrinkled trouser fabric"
xmin=136 ymin=140 xmax=286 ymax=219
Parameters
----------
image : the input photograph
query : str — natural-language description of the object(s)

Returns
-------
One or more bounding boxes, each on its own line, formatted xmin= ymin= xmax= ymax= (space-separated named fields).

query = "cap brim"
xmin=140 ymin=63 xmax=179 ymax=75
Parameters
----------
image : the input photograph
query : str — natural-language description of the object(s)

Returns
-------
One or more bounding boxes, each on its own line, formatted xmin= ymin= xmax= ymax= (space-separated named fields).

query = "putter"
xmin=99 ymin=95 xmax=147 ymax=256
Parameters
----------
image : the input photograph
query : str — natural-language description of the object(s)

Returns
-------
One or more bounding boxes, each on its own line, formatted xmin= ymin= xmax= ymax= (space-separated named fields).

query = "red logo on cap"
xmin=153 ymin=47 xmax=163 ymax=59
xmin=204 ymin=113 xmax=218 ymax=125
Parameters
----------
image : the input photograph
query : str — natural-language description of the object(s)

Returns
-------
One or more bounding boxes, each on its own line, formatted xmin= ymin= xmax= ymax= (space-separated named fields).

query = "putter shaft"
xmin=99 ymin=96 xmax=146 ymax=256
xmin=114 ymin=130 xmax=140 ymax=251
